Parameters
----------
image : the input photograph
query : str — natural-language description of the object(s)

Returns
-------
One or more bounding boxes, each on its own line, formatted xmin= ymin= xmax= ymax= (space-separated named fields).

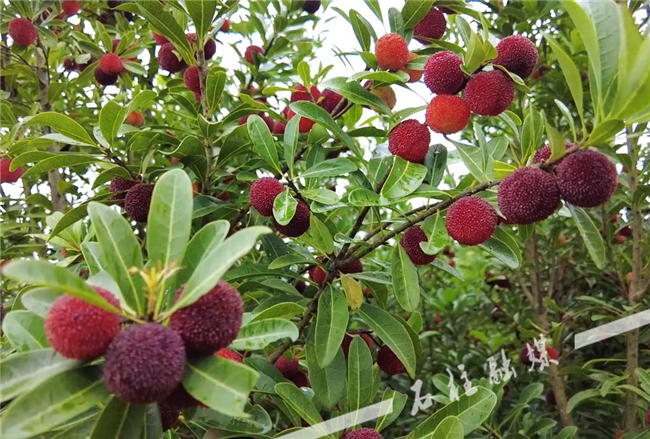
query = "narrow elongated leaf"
xmin=22 ymin=154 xmax=101 ymax=179
xmin=358 ymin=303 xmax=417 ymax=378
xmin=247 ymin=115 xmax=281 ymax=174
xmin=568 ymin=205 xmax=606 ymax=269
xmin=301 ymin=188 xmax=340 ymax=205
xmin=99 ymin=101 xmax=128 ymax=146
xmin=289 ymin=101 xmax=354 ymax=148
xmin=135 ymin=1 xmax=194 ymax=64
xmin=231 ymin=318 xmax=299 ymax=350
xmin=364 ymin=0 xmax=382 ymax=21
xmin=283 ymin=116 xmax=300 ymax=178
xmin=141 ymin=405 xmax=163 ymax=439
xmin=347 ymin=337 xmax=374 ymax=413
xmin=185 ymin=0 xmax=217 ymax=40
xmin=275 ymin=383 xmax=325 ymax=427
xmin=206 ymin=70 xmax=227 ymax=114
xmin=90 ymin=397 xmax=145 ymax=439
xmin=299 ymin=158 xmax=357 ymax=179
xmin=26 ymin=112 xmax=96 ymax=146
xmin=382 ymin=157 xmax=427 ymax=199
xmin=2 ymin=260 xmax=119 ymax=314
xmin=3 ymin=311 xmax=48 ymax=351
xmin=413 ymin=387 xmax=497 ymax=437
xmin=0 ymin=349 xmax=80 ymax=403
xmin=175 ymin=220 xmax=230 ymax=287
xmin=88 ymin=202 xmax=145 ymax=314
xmin=147 ymin=169 xmax=193 ymax=284
xmin=376 ymin=390 xmax=408 ymax=432
xmin=392 ymin=245 xmax=421 ymax=312
xmin=478 ymin=227 xmax=521 ymax=269
xmin=324 ymin=77 xmax=390 ymax=114
xmin=402 ymin=0 xmax=434 ymax=29
xmin=350 ymin=10 xmax=371 ymax=51
xmin=305 ymin=326 xmax=346 ymax=410
xmin=315 ymin=288 xmax=349 ymax=368
xmin=183 ymin=356 xmax=259 ymax=417
xmin=303 ymin=215 xmax=335 ymax=255
xmin=0 ymin=366 xmax=109 ymax=439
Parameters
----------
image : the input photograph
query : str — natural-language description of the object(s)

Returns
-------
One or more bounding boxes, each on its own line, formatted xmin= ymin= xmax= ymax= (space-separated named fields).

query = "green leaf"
xmin=543 ymin=33 xmax=585 ymax=130
xmin=350 ymin=10 xmax=372 ymax=51
xmin=135 ymin=0 xmax=194 ymax=64
xmin=420 ymin=212 xmax=447 ymax=255
xmin=250 ymin=302 xmax=305 ymax=322
xmin=588 ymin=119 xmax=625 ymax=145
xmin=301 ymin=188 xmax=340 ymax=205
xmin=391 ymin=245 xmax=421 ymax=312
xmin=306 ymin=326 xmax=346 ymax=410
xmin=303 ymin=215 xmax=335 ymax=255
xmin=556 ymin=426 xmax=579 ymax=439
xmin=347 ymin=336 xmax=374 ymax=414
xmin=141 ymin=405 xmax=163 ymax=439
xmin=299 ymin=158 xmax=357 ymax=179
xmin=315 ymin=288 xmax=349 ymax=368
xmin=479 ymin=227 xmax=521 ymax=269
xmin=184 ymin=0 xmax=217 ymax=41
xmin=289 ymin=101 xmax=354 ymax=148
xmin=231 ymin=318 xmax=299 ymax=350
xmin=275 ymin=383 xmax=325 ymax=428
xmin=2 ymin=311 xmax=48 ymax=352
xmin=428 ymin=415 xmax=464 ymax=439
xmin=170 ymin=226 xmax=271 ymax=313
xmin=88 ymin=202 xmax=145 ymax=315
xmin=298 ymin=61 xmax=311 ymax=88
xmin=26 ymin=112 xmax=96 ymax=146
xmin=2 ymin=260 xmax=120 ymax=314
xmin=206 ymin=69 xmax=226 ymax=114
xmin=20 ymin=288 xmax=59 ymax=318
xmin=247 ymin=115 xmax=282 ymax=174
xmin=82 ymin=242 xmax=104 ymax=276
xmin=323 ymin=77 xmax=390 ymax=114
xmin=425 ymin=144 xmax=447 ymax=188
xmin=273 ymin=189 xmax=298 ymax=226
xmin=358 ymin=303 xmax=417 ymax=378
xmin=381 ymin=157 xmax=427 ymax=200
xmin=388 ymin=7 xmax=405 ymax=35
xmin=402 ymin=0 xmax=434 ymax=29
xmin=147 ymin=169 xmax=193 ymax=284
xmin=99 ymin=101 xmax=128 ymax=147
xmin=21 ymin=154 xmax=101 ymax=179
xmin=520 ymin=108 xmax=545 ymax=161
xmin=283 ymin=116 xmax=300 ymax=178
xmin=376 ymin=389 xmax=408 ymax=432
xmin=90 ymin=397 xmax=144 ymax=439
xmin=0 ymin=366 xmax=109 ymax=439
xmin=568 ymin=205 xmax=606 ymax=269
xmin=183 ymin=356 xmax=259 ymax=417
xmin=546 ymin=123 xmax=565 ymax=161
xmin=364 ymin=0 xmax=383 ymax=21
xmin=566 ymin=388 xmax=601 ymax=413
xmin=349 ymin=70 xmax=409 ymax=85
xmin=199 ymin=404 xmax=272 ymax=435
xmin=0 ymin=349 xmax=80 ymax=403
xmin=413 ymin=387 xmax=497 ymax=437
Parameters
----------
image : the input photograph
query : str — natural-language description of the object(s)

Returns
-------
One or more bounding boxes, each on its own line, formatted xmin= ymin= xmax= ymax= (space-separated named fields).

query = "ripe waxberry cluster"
xmin=43 ymin=278 xmax=245 ymax=429
xmin=249 ymin=177 xmax=312 ymax=237
xmin=498 ymin=144 xmax=617 ymax=224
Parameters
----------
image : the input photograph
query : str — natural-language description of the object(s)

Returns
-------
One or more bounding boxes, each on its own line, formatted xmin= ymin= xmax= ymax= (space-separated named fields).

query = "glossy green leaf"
xmin=88 ymin=202 xmax=145 ymax=314
xmin=185 ymin=0 xmax=217 ymax=41
xmin=388 ymin=7 xmax=405 ymax=35
xmin=206 ymin=70 xmax=227 ymax=114
xmin=22 ymin=154 xmax=101 ymax=179
xmin=425 ymin=144 xmax=447 ymax=188
xmin=275 ymin=383 xmax=325 ymax=428
xmin=347 ymin=336 xmax=374 ymax=413
xmin=26 ymin=112 xmax=96 ymax=146
xmin=391 ymin=245 xmax=420 ymax=312
xmin=479 ymin=227 xmax=521 ymax=269
xmin=301 ymin=188 xmax=340 ymax=205
xmin=420 ymin=212 xmax=447 ymax=255
xmin=381 ymin=157 xmax=427 ymax=200
xmin=231 ymin=318 xmax=299 ymax=350
xmin=183 ymin=356 xmax=259 ymax=417
xmin=2 ymin=311 xmax=48 ymax=351
xmin=306 ymin=325 xmax=346 ymax=410
xmin=315 ymin=288 xmax=349 ymax=368
xmin=402 ymin=0 xmax=434 ymax=29
xmin=303 ymin=215 xmax=335 ymax=255
xmin=323 ymin=77 xmax=390 ymax=114
xmin=90 ymin=397 xmax=144 ymax=439
xmin=289 ymin=101 xmax=354 ymax=148
xmin=273 ymin=189 xmax=298 ymax=226
xmin=247 ymin=115 xmax=282 ymax=174
xmin=375 ymin=389 xmax=408 ymax=432
xmin=350 ymin=10 xmax=371 ymax=51
xmin=568 ymin=205 xmax=606 ymax=269
xmin=299 ymin=158 xmax=357 ymax=179
xmin=358 ymin=303 xmax=417 ymax=378
xmin=135 ymin=0 xmax=194 ymax=64
xmin=283 ymin=116 xmax=300 ymax=178
xmin=99 ymin=101 xmax=128 ymax=147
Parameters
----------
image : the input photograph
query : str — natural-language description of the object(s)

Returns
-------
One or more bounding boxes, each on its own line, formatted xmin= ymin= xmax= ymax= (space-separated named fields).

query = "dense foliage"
xmin=0 ymin=1 xmax=649 ymax=438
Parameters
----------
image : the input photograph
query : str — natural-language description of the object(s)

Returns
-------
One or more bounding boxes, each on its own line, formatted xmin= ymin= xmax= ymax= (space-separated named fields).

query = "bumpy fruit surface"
xmin=249 ymin=177 xmax=284 ymax=217
xmin=445 ymin=196 xmax=497 ymax=245
xmin=340 ymin=259 xmax=363 ymax=274
xmin=413 ymin=7 xmax=446 ymax=43
xmin=464 ymin=70 xmax=515 ymax=116
xmin=216 ymin=348 xmax=243 ymax=363
xmin=498 ymin=167 xmax=560 ymax=224
xmin=400 ymin=225 xmax=435 ymax=265
xmin=183 ymin=66 xmax=201 ymax=93
xmin=275 ymin=354 xmax=300 ymax=378
xmin=377 ymin=345 xmax=405 ymax=375
xmin=425 ymin=95 xmax=470 ymax=134
xmin=245 ymin=45 xmax=263 ymax=64
xmin=423 ymin=51 xmax=465 ymax=95
xmin=45 ymin=287 xmax=120 ymax=361
xmin=124 ymin=183 xmax=154 ymax=222
xmin=103 ymin=323 xmax=186 ymax=404
xmin=533 ymin=141 xmax=573 ymax=163
xmin=99 ymin=53 xmax=123 ymax=74
xmin=94 ymin=68 xmax=119 ymax=86
xmin=158 ymin=43 xmax=186 ymax=72
xmin=274 ymin=200 xmax=311 ymax=237
xmin=375 ymin=33 xmax=410 ymax=71
xmin=62 ymin=1 xmax=81 ymax=16
xmin=0 ymin=158 xmax=23 ymax=183
xmin=170 ymin=281 xmax=244 ymax=355
xmin=388 ymin=119 xmax=431 ymax=163
xmin=494 ymin=35 xmax=538 ymax=79
xmin=341 ymin=429 xmax=383 ymax=439
xmin=153 ymin=33 xmax=170 ymax=46
xmin=9 ymin=18 xmax=38 ymax=46
xmin=109 ymin=177 xmax=138 ymax=205
xmin=159 ymin=404 xmax=180 ymax=432
xmin=555 ymin=150 xmax=617 ymax=208
xmin=318 ymin=89 xmax=344 ymax=113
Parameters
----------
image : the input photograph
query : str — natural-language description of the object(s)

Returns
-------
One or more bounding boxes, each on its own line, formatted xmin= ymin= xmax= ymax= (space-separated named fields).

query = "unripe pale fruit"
xmin=0 ymin=157 xmax=24 ymax=183
xmin=464 ymin=70 xmax=515 ymax=116
xmin=425 ymin=95 xmax=470 ymax=134
xmin=403 ymin=52 xmax=423 ymax=83
xmin=249 ymin=177 xmax=284 ymax=217
xmin=494 ymin=35 xmax=538 ymax=79
xmin=377 ymin=345 xmax=405 ymax=375
xmin=445 ymin=196 xmax=497 ymax=245
xmin=45 ymin=287 xmax=120 ymax=360
xmin=274 ymin=200 xmax=311 ymax=237
xmin=169 ymin=281 xmax=243 ymax=355
xmin=413 ymin=7 xmax=446 ymax=44
xmin=124 ymin=183 xmax=154 ymax=222
xmin=388 ymin=119 xmax=431 ymax=164
xmin=103 ymin=323 xmax=186 ymax=404
xmin=370 ymin=86 xmax=396 ymax=110
xmin=498 ymin=167 xmax=560 ymax=224
xmin=245 ymin=45 xmax=263 ymax=64
xmin=423 ymin=51 xmax=466 ymax=95
xmin=158 ymin=43 xmax=186 ymax=73
xmin=555 ymin=150 xmax=617 ymax=208
xmin=9 ymin=18 xmax=38 ymax=46
xmin=375 ymin=33 xmax=410 ymax=71
xmin=400 ymin=225 xmax=436 ymax=265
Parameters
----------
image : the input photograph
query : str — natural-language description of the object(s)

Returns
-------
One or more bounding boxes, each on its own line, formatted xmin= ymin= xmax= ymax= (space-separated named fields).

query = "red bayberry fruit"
xmin=9 ymin=18 xmax=38 ymax=46
xmin=375 ymin=33 xmax=410 ymax=71
xmin=445 ymin=196 xmax=497 ymax=245
xmin=464 ymin=70 xmax=515 ymax=116
xmin=413 ymin=7 xmax=446 ymax=44
xmin=249 ymin=177 xmax=284 ymax=217
xmin=423 ymin=51 xmax=466 ymax=95
xmin=377 ymin=345 xmax=405 ymax=375
xmin=498 ymin=167 xmax=560 ymax=224
xmin=388 ymin=119 xmax=431 ymax=163
xmin=493 ymin=35 xmax=538 ymax=79
xmin=0 ymin=158 xmax=24 ymax=183
xmin=555 ymin=150 xmax=617 ymax=208
xmin=274 ymin=201 xmax=311 ymax=237
xmin=425 ymin=95 xmax=470 ymax=134
xmin=400 ymin=225 xmax=436 ymax=265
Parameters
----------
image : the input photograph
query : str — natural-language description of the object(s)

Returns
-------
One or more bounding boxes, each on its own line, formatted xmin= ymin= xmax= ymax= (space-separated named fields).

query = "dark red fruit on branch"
xmin=9 ymin=18 xmax=37 ymax=46
xmin=533 ymin=141 xmax=572 ymax=163
xmin=377 ymin=345 xmax=405 ymax=375
xmin=0 ymin=157 xmax=24 ymax=183
xmin=341 ymin=428 xmax=383 ymax=439
xmin=309 ymin=266 xmax=328 ymax=286
xmin=425 ymin=95 xmax=470 ymax=134
xmin=341 ymin=332 xmax=373 ymax=358
xmin=158 ymin=43 xmax=187 ymax=73
xmin=302 ymin=0 xmax=321 ymax=14
xmin=274 ymin=201 xmax=311 ymax=237
xmin=413 ymin=7 xmax=446 ymax=44
xmin=555 ymin=150 xmax=617 ymax=208
xmin=498 ymin=167 xmax=560 ymax=224
xmin=445 ymin=196 xmax=497 ymax=245
xmin=400 ymin=225 xmax=436 ymax=265
xmin=245 ymin=45 xmax=264 ymax=64
xmin=249 ymin=177 xmax=284 ymax=217
xmin=124 ymin=183 xmax=154 ymax=222
xmin=94 ymin=68 xmax=119 ymax=86
xmin=275 ymin=354 xmax=300 ymax=378
xmin=159 ymin=404 xmax=180 ymax=432
xmin=464 ymin=70 xmax=515 ymax=116
xmin=493 ymin=35 xmax=538 ymax=79
xmin=109 ymin=177 xmax=138 ymax=206
xmin=388 ymin=119 xmax=431 ymax=163
xmin=423 ymin=51 xmax=465 ymax=95
xmin=375 ymin=33 xmax=410 ymax=71
xmin=99 ymin=53 xmax=123 ymax=74
xmin=183 ymin=65 xmax=201 ymax=93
